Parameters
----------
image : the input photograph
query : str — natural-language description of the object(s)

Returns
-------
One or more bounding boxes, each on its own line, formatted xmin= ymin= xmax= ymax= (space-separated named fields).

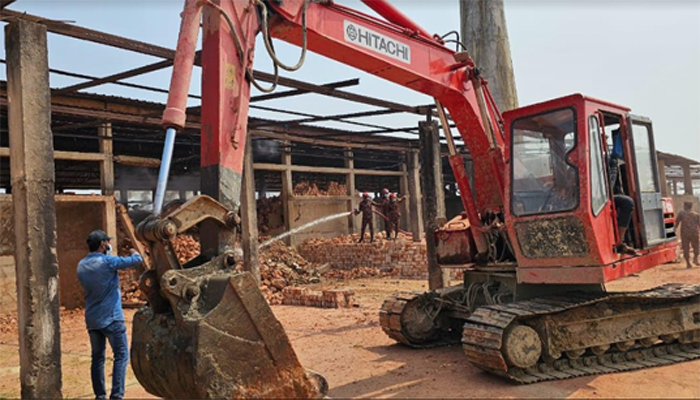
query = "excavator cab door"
xmin=627 ymin=115 xmax=666 ymax=247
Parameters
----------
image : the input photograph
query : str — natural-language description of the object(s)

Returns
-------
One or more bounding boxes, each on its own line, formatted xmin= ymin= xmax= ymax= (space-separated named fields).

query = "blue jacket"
xmin=77 ymin=252 xmax=143 ymax=330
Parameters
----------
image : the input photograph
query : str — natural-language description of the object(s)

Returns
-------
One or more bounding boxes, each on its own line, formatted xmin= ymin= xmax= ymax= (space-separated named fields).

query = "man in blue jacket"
xmin=77 ymin=230 xmax=143 ymax=400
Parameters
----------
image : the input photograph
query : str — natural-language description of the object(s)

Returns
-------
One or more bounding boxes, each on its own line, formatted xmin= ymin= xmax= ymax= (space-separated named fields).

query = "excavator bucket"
xmin=132 ymin=270 xmax=327 ymax=399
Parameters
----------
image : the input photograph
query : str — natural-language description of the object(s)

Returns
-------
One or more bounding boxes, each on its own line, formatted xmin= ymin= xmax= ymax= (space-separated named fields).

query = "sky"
xmin=1 ymin=0 xmax=699 ymax=161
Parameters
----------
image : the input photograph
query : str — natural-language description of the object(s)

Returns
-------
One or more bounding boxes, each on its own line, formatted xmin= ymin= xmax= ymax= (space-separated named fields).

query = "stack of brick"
xmin=293 ymin=181 xmax=347 ymax=196
xmin=299 ymin=233 xmax=446 ymax=280
xmin=282 ymin=287 xmax=356 ymax=308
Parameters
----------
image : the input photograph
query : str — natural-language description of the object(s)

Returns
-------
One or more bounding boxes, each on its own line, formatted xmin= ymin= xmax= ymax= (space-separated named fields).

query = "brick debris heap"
xmin=281 ymin=287 xmax=356 ymax=308
xmin=293 ymin=181 xmax=347 ymax=196
xmin=299 ymin=231 xmax=456 ymax=280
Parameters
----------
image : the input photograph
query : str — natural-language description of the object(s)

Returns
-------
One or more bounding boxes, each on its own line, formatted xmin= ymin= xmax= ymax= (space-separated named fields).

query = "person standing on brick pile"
xmin=379 ymin=188 xmax=391 ymax=237
xmin=77 ymin=230 xmax=143 ymax=400
xmin=387 ymin=193 xmax=406 ymax=240
xmin=675 ymin=201 xmax=700 ymax=268
xmin=355 ymin=192 xmax=379 ymax=243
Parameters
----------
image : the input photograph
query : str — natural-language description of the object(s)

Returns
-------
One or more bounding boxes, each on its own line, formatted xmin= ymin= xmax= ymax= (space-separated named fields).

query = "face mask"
xmin=105 ymin=244 xmax=112 ymax=255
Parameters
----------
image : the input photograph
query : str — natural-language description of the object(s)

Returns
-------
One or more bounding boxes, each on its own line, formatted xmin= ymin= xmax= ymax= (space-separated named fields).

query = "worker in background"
xmin=378 ymin=188 xmax=391 ymax=237
xmin=77 ymin=230 xmax=143 ymax=400
xmin=608 ymin=129 xmax=639 ymax=256
xmin=354 ymin=193 xmax=377 ymax=243
xmin=675 ymin=201 xmax=700 ymax=268
xmin=387 ymin=193 xmax=406 ymax=240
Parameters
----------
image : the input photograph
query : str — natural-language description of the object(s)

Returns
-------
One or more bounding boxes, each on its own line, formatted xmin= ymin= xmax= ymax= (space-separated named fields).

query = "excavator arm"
xmin=132 ymin=1 xmax=512 ymax=398
xmin=161 ymin=0 xmax=509 ymax=254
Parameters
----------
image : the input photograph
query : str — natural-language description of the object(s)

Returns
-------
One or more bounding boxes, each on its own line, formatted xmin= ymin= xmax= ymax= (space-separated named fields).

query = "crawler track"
xmin=462 ymin=284 xmax=700 ymax=383
xmin=380 ymin=292 xmax=460 ymax=348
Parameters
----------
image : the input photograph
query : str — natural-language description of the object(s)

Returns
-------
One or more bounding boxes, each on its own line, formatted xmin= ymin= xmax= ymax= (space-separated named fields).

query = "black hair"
xmin=88 ymin=240 xmax=101 ymax=252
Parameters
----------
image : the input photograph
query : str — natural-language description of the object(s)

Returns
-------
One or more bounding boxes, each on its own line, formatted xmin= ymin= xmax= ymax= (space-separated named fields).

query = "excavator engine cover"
xmin=131 ymin=258 xmax=327 ymax=399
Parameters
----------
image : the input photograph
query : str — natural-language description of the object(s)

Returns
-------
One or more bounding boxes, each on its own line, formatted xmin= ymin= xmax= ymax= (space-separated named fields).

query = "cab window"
xmin=589 ymin=116 xmax=608 ymax=215
xmin=511 ymin=108 xmax=578 ymax=216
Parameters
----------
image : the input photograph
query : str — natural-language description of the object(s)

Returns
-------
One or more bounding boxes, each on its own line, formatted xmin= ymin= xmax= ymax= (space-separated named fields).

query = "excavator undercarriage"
xmin=380 ymin=279 xmax=700 ymax=383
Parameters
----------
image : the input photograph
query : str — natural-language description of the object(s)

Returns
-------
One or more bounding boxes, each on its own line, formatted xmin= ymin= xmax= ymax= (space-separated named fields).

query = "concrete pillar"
xmin=459 ymin=0 xmax=518 ymax=111
xmin=281 ymin=146 xmax=295 ymax=247
xmin=178 ymin=190 xmax=188 ymax=200
xmin=6 ymin=19 xmax=63 ymax=398
xmin=420 ymin=121 xmax=448 ymax=290
xmin=657 ymin=159 xmax=668 ymax=197
xmin=99 ymin=123 xmax=114 ymax=196
xmin=683 ymin=163 xmax=693 ymax=195
xmin=673 ymin=180 xmax=678 ymax=196
xmin=406 ymin=150 xmax=424 ymax=241
xmin=345 ymin=149 xmax=357 ymax=234
xmin=240 ymin=134 xmax=260 ymax=284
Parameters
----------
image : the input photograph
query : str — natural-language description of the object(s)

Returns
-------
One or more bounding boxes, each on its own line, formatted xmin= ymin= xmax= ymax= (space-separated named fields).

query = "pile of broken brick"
xmin=293 ymin=181 xmax=347 ymax=196
xmin=255 ymin=240 xmax=324 ymax=305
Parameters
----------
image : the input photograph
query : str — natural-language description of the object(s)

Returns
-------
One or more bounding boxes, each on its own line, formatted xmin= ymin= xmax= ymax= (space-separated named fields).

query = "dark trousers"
xmin=360 ymin=219 xmax=374 ymax=242
xmin=88 ymin=320 xmax=129 ymax=400
xmin=614 ymin=195 xmax=634 ymax=230
xmin=682 ymin=234 xmax=699 ymax=263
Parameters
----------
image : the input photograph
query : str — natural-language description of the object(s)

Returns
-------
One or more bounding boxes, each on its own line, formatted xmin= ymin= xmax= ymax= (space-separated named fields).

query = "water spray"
xmin=259 ymin=211 xmax=352 ymax=249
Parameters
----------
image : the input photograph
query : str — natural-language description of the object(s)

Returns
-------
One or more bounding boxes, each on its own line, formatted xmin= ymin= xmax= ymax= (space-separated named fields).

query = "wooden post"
xmin=406 ymin=150 xmax=424 ymax=241
xmin=657 ymin=159 xmax=668 ymax=197
xmin=459 ymin=0 xmax=518 ymax=111
xmin=119 ymin=189 xmax=129 ymax=204
xmin=6 ymin=19 xmax=63 ymax=398
xmin=99 ymin=122 xmax=114 ymax=195
xmin=683 ymin=163 xmax=694 ymax=195
xmin=420 ymin=121 xmax=448 ymax=290
xmin=345 ymin=149 xmax=357 ymax=234
xmin=399 ymin=162 xmax=410 ymax=231
xmin=241 ymin=135 xmax=260 ymax=283
xmin=281 ymin=144 xmax=296 ymax=246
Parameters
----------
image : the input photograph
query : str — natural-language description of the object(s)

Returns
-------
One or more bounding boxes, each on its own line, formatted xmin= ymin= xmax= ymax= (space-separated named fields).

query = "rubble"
xmin=120 ymin=278 xmax=144 ymax=308
xmin=299 ymin=232 xmax=456 ymax=280
xmin=0 ymin=312 xmax=17 ymax=335
xmin=257 ymin=196 xmax=283 ymax=233
xmin=293 ymin=181 xmax=347 ymax=196
xmin=282 ymin=287 xmax=356 ymax=308
xmin=171 ymin=234 xmax=200 ymax=264
xmin=256 ymin=240 xmax=324 ymax=305
xmin=323 ymin=267 xmax=392 ymax=280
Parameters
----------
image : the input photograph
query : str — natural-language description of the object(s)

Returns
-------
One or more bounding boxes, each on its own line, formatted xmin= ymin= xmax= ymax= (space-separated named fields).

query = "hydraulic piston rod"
xmin=153 ymin=127 xmax=177 ymax=215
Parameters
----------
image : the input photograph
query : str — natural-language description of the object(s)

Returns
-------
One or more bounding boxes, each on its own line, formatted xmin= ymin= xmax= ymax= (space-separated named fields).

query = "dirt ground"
xmin=1 ymin=261 xmax=699 ymax=399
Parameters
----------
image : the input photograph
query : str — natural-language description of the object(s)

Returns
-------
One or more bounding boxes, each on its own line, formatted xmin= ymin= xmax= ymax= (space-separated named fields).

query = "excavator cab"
xmin=503 ymin=94 xmax=677 ymax=284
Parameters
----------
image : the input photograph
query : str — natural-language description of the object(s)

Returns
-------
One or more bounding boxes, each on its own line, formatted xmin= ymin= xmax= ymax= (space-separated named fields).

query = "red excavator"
xmin=131 ymin=0 xmax=700 ymax=397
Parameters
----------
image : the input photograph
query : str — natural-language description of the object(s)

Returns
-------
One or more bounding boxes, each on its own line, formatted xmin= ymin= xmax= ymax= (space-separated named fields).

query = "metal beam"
xmin=250 ymin=130 xmax=411 ymax=152
xmin=247 ymin=104 xmax=417 ymax=134
xmin=0 ymin=0 xmax=16 ymax=10
xmin=1 ymin=9 xmax=177 ymax=59
xmin=250 ymin=78 xmax=359 ymax=102
xmin=249 ymin=108 xmax=400 ymax=128
xmin=1 ymin=10 xmax=446 ymax=120
xmin=54 ymin=59 xmax=173 ymax=94
xmin=0 ymin=58 xmax=199 ymax=99
xmin=253 ymin=162 xmax=405 ymax=177
xmin=0 ymin=97 xmax=201 ymax=130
